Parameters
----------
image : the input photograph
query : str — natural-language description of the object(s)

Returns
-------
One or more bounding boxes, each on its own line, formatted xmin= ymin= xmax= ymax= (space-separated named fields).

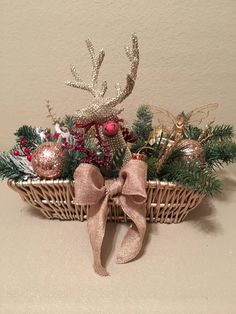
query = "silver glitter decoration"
xmin=66 ymin=33 xmax=139 ymax=163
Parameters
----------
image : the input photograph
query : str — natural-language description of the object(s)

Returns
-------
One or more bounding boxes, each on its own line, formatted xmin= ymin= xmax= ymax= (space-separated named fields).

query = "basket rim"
xmin=8 ymin=178 xmax=183 ymax=189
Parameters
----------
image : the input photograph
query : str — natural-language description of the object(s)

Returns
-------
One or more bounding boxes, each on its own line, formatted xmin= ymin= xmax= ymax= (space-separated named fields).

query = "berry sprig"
xmin=13 ymin=137 xmax=32 ymax=161
xmin=63 ymin=128 xmax=111 ymax=168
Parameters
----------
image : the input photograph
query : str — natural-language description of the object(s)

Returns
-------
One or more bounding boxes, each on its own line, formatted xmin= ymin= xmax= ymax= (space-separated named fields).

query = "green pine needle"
xmin=132 ymin=105 xmax=153 ymax=141
xmin=147 ymin=156 xmax=157 ymax=180
xmin=208 ymin=124 xmax=234 ymax=142
xmin=63 ymin=115 xmax=77 ymax=129
xmin=0 ymin=153 xmax=25 ymax=181
xmin=100 ymin=148 xmax=126 ymax=178
xmin=184 ymin=125 xmax=202 ymax=140
xmin=61 ymin=150 xmax=85 ymax=180
xmin=130 ymin=139 xmax=146 ymax=153
xmin=160 ymin=161 xmax=222 ymax=197
xmin=204 ymin=141 xmax=236 ymax=170
xmin=14 ymin=125 xmax=41 ymax=146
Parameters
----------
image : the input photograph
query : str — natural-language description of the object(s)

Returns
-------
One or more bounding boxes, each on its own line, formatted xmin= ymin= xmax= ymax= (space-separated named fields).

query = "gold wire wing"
xmin=187 ymin=103 xmax=219 ymax=125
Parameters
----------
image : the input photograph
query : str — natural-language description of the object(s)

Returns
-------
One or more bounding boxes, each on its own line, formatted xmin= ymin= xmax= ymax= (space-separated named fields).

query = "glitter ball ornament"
xmin=178 ymin=139 xmax=205 ymax=165
xmin=102 ymin=121 xmax=119 ymax=137
xmin=31 ymin=142 xmax=66 ymax=179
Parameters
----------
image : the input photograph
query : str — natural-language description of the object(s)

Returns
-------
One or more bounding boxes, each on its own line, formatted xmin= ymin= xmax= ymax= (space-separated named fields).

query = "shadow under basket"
xmin=8 ymin=179 xmax=204 ymax=224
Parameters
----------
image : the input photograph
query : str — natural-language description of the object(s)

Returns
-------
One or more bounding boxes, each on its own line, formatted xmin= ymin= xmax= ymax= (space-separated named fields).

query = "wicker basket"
xmin=8 ymin=179 xmax=203 ymax=223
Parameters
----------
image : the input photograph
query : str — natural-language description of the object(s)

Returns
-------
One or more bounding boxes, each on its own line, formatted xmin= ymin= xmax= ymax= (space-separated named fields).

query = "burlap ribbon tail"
xmin=74 ymin=159 xmax=147 ymax=276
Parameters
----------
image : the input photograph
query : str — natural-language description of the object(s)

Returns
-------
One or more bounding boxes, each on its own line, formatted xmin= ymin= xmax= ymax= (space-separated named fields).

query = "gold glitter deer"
xmin=66 ymin=33 xmax=139 ymax=163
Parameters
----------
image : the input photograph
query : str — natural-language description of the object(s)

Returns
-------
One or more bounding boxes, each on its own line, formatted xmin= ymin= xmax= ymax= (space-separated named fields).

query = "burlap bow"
xmin=74 ymin=159 xmax=147 ymax=276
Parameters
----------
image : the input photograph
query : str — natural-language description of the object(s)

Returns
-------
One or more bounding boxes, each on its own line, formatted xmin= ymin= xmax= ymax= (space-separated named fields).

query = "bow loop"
xmin=74 ymin=163 xmax=105 ymax=205
xmin=119 ymin=159 xmax=147 ymax=205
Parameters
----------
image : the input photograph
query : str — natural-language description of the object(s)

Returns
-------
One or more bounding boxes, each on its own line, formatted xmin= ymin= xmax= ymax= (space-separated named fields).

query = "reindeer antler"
xmin=108 ymin=33 xmax=139 ymax=107
xmin=66 ymin=40 xmax=107 ymax=98
xmin=66 ymin=33 xmax=139 ymax=125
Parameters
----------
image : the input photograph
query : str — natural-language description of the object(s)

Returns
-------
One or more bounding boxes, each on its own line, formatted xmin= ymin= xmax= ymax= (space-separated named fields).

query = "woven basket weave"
xmin=8 ymin=179 xmax=203 ymax=223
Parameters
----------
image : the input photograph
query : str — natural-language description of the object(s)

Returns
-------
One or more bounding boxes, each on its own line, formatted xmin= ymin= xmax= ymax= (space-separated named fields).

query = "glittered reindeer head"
xmin=66 ymin=33 xmax=139 ymax=126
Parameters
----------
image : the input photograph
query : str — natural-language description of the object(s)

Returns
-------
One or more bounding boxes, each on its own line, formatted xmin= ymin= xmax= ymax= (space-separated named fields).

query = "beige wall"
xmin=0 ymin=0 xmax=236 ymax=152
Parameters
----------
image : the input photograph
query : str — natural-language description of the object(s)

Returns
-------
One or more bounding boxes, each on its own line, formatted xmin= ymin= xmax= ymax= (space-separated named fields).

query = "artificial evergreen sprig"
xmin=201 ymin=124 xmax=234 ymax=143
xmin=100 ymin=148 xmax=126 ymax=178
xmin=0 ymin=153 xmax=27 ymax=181
xmin=146 ymin=156 xmax=157 ymax=180
xmin=63 ymin=115 xmax=78 ymax=130
xmin=184 ymin=123 xmax=234 ymax=143
xmin=184 ymin=125 xmax=202 ymax=140
xmin=204 ymin=141 xmax=236 ymax=170
xmin=14 ymin=125 xmax=42 ymax=146
xmin=61 ymin=150 xmax=85 ymax=180
xmin=160 ymin=160 xmax=222 ymax=197
xmin=132 ymin=105 xmax=153 ymax=141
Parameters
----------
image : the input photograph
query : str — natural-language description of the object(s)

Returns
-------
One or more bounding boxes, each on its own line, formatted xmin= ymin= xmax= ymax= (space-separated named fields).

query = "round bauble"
xmin=102 ymin=120 xmax=119 ymax=137
xmin=31 ymin=142 xmax=67 ymax=179
xmin=178 ymin=139 xmax=205 ymax=165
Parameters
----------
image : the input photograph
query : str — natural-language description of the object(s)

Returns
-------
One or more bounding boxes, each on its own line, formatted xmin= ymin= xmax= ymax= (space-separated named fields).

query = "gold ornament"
xmin=147 ymin=125 xmax=170 ymax=146
xmin=156 ymin=138 xmax=181 ymax=173
xmin=151 ymin=103 xmax=219 ymax=140
xmin=178 ymin=139 xmax=205 ymax=164
xmin=31 ymin=142 xmax=66 ymax=179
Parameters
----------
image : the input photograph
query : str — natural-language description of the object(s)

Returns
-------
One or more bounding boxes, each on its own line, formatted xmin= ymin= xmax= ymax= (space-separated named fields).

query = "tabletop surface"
xmin=0 ymin=167 xmax=236 ymax=314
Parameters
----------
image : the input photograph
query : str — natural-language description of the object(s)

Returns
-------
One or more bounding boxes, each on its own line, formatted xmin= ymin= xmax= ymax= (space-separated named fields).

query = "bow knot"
xmin=105 ymin=179 xmax=123 ymax=200
xmin=74 ymin=159 xmax=147 ymax=276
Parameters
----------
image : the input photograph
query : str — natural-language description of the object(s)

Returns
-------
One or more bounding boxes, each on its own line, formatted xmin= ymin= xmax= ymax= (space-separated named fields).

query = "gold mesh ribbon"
xmin=74 ymin=159 xmax=147 ymax=276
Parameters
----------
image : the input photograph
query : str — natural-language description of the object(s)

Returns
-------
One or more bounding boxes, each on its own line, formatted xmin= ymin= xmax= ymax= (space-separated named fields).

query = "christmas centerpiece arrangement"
xmin=1 ymin=34 xmax=236 ymax=275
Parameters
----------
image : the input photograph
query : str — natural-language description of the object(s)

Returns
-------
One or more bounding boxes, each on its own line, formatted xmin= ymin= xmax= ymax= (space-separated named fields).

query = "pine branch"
xmin=14 ymin=125 xmax=41 ymax=146
xmin=63 ymin=115 xmax=77 ymax=129
xmin=204 ymin=141 xmax=236 ymax=170
xmin=184 ymin=125 xmax=202 ymax=140
xmin=207 ymin=124 xmax=234 ymax=142
xmin=101 ymin=148 xmax=126 ymax=178
xmin=61 ymin=150 xmax=85 ymax=180
xmin=130 ymin=139 xmax=146 ymax=153
xmin=0 ymin=153 xmax=26 ymax=181
xmin=160 ymin=161 xmax=222 ymax=196
xmin=132 ymin=105 xmax=153 ymax=141
xmin=147 ymin=156 xmax=157 ymax=180
xmin=199 ymin=124 xmax=234 ymax=144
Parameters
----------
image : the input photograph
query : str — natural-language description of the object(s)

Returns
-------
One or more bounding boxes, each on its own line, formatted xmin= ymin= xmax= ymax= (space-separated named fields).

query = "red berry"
xmin=20 ymin=138 xmax=27 ymax=146
xmin=24 ymin=147 xmax=30 ymax=154
xmin=132 ymin=153 xmax=146 ymax=161
xmin=45 ymin=133 xmax=51 ymax=139
xmin=27 ymin=155 xmax=32 ymax=162
xmin=53 ymin=132 xmax=60 ymax=139
xmin=13 ymin=149 xmax=20 ymax=156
